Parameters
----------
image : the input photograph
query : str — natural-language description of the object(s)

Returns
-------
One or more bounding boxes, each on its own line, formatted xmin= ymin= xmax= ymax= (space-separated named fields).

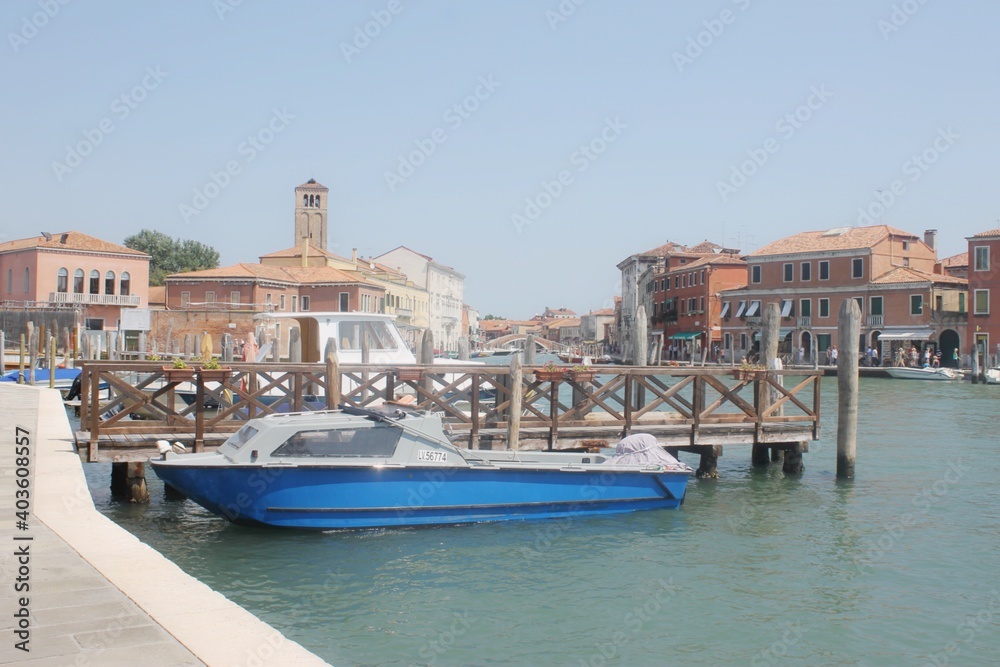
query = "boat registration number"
xmin=417 ymin=450 xmax=447 ymax=462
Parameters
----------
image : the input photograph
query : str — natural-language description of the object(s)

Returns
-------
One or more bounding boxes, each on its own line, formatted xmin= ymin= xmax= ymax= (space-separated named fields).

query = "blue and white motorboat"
xmin=1 ymin=366 xmax=81 ymax=391
xmin=150 ymin=406 xmax=693 ymax=530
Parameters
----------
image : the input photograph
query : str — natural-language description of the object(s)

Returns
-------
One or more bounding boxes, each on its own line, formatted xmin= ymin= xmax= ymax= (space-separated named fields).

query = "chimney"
xmin=924 ymin=229 xmax=937 ymax=251
xmin=352 ymin=248 xmax=358 ymax=268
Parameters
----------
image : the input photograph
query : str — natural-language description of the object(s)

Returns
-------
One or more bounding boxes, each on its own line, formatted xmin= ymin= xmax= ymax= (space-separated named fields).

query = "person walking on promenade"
xmin=830 ymin=345 xmax=838 ymax=365
xmin=895 ymin=347 xmax=906 ymax=367
xmin=953 ymin=348 xmax=961 ymax=368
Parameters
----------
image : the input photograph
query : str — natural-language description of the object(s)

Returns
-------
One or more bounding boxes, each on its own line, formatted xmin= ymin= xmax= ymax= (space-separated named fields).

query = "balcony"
xmin=49 ymin=292 xmax=141 ymax=307
xmin=797 ymin=316 xmax=812 ymax=329
xmin=866 ymin=315 xmax=883 ymax=327
xmin=746 ymin=316 xmax=762 ymax=328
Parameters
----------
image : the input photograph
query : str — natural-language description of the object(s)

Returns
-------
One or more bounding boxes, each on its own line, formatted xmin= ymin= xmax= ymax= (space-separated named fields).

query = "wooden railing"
xmin=77 ymin=362 xmax=822 ymax=461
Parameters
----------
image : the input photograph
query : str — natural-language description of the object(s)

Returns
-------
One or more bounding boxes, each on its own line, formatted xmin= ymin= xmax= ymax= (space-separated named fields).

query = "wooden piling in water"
xmin=507 ymin=354 xmax=522 ymax=450
xmin=48 ymin=336 xmax=56 ymax=389
xmin=419 ymin=329 xmax=434 ymax=397
xmin=457 ymin=337 xmax=470 ymax=361
xmin=696 ymin=444 xmax=721 ymax=479
xmin=634 ymin=305 xmax=648 ymax=367
xmin=324 ymin=337 xmax=340 ymax=410
xmin=971 ymin=344 xmax=980 ymax=384
xmin=836 ymin=299 xmax=860 ymax=479
xmin=524 ymin=334 xmax=536 ymax=365
xmin=753 ymin=303 xmax=780 ymax=466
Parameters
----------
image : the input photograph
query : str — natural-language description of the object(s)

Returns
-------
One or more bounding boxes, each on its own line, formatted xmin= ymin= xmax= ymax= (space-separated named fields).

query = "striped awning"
xmin=669 ymin=331 xmax=703 ymax=340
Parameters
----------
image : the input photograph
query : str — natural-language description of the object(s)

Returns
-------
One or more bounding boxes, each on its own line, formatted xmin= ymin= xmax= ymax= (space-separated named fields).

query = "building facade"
xmin=719 ymin=226 xmax=967 ymax=365
xmin=375 ymin=246 xmax=465 ymax=353
xmin=0 ymin=231 xmax=150 ymax=333
xmin=293 ymin=179 xmax=328 ymax=252
xmin=966 ymin=229 xmax=1000 ymax=364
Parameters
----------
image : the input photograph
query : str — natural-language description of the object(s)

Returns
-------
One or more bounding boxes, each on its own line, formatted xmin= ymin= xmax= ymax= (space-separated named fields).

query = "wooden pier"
xmin=74 ymin=362 xmax=821 ymax=473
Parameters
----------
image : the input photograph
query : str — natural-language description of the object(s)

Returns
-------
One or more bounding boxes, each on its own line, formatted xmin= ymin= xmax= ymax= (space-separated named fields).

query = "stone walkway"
xmin=0 ymin=384 xmax=329 ymax=666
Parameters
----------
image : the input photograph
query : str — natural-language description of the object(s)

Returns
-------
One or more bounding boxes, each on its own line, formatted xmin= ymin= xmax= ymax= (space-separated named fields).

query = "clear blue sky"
xmin=3 ymin=1 xmax=997 ymax=317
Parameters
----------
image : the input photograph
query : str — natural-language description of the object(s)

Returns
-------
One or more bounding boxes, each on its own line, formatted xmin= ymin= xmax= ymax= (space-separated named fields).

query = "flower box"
xmin=396 ymin=368 xmax=424 ymax=382
xmin=566 ymin=371 xmax=596 ymax=383
xmin=198 ymin=367 xmax=232 ymax=382
xmin=533 ymin=370 xmax=565 ymax=382
xmin=162 ymin=366 xmax=195 ymax=383
xmin=733 ymin=369 xmax=767 ymax=381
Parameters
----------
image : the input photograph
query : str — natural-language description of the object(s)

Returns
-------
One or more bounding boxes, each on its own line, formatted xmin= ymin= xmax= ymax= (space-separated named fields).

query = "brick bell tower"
xmin=294 ymin=179 xmax=328 ymax=251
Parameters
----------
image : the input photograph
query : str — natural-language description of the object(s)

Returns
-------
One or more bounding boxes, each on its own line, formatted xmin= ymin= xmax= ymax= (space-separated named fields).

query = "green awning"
xmin=669 ymin=331 xmax=703 ymax=340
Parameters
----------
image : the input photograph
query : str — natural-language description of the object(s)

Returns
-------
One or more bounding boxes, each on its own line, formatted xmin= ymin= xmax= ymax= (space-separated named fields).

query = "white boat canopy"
xmin=876 ymin=328 xmax=935 ymax=341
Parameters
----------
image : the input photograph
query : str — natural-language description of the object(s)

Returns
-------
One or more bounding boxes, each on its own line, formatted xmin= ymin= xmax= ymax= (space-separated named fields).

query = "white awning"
xmin=780 ymin=299 xmax=793 ymax=317
xmin=720 ymin=302 xmax=731 ymax=318
xmin=876 ymin=328 xmax=935 ymax=341
xmin=735 ymin=300 xmax=747 ymax=317
xmin=745 ymin=301 xmax=760 ymax=317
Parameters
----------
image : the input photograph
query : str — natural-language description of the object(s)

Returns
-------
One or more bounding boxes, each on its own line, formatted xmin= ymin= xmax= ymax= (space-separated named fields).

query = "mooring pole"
xmin=524 ymin=334 xmax=536 ymax=366
xmin=507 ymin=353 xmax=522 ymax=451
xmin=419 ymin=329 xmax=435 ymax=398
xmin=753 ymin=303 xmax=780 ymax=465
xmin=837 ymin=299 xmax=860 ymax=479
xmin=971 ymin=344 xmax=980 ymax=385
xmin=48 ymin=335 xmax=56 ymax=389
xmin=324 ymin=337 xmax=340 ymax=410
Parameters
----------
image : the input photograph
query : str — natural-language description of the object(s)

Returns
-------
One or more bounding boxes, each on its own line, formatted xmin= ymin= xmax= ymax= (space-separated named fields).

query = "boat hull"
xmin=150 ymin=463 xmax=689 ymax=530
xmin=884 ymin=367 xmax=959 ymax=381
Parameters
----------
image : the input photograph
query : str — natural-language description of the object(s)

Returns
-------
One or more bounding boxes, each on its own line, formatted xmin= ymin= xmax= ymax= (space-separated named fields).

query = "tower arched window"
xmin=105 ymin=270 xmax=115 ymax=295
xmin=73 ymin=269 xmax=84 ymax=293
xmin=316 ymin=195 xmax=320 ymax=207
xmin=57 ymin=268 xmax=68 ymax=293
xmin=120 ymin=272 xmax=131 ymax=296
xmin=89 ymin=270 xmax=99 ymax=294
xmin=303 ymin=195 xmax=308 ymax=207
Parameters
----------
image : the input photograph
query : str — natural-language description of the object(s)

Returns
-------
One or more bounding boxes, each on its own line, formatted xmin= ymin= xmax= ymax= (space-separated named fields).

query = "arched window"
xmin=120 ymin=272 xmax=131 ymax=296
xmin=89 ymin=269 xmax=99 ymax=294
xmin=303 ymin=195 xmax=308 ymax=207
xmin=73 ymin=269 xmax=84 ymax=293
xmin=23 ymin=268 xmax=29 ymax=293
xmin=316 ymin=195 xmax=321 ymax=207
xmin=57 ymin=268 xmax=68 ymax=293
xmin=105 ymin=270 xmax=115 ymax=295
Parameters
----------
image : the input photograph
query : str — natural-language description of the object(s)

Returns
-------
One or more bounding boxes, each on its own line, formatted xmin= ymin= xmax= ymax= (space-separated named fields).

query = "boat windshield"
xmin=338 ymin=321 xmax=399 ymax=351
xmin=225 ymin=424 xmax=259 ymax=450
xmin=272 ymin=426 xmax=402 ymax=458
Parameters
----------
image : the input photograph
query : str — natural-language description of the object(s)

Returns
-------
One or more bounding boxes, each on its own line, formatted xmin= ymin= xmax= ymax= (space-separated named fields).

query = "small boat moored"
xmin=884 ymin=366 xmax=961 ymax=381
xmin=150 ymin=406 xmax=693 ymax=530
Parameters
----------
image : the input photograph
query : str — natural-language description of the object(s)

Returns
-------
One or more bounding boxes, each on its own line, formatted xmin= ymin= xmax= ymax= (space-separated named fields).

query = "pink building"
xmin=0 ymin=231 xmax=150 ymax=331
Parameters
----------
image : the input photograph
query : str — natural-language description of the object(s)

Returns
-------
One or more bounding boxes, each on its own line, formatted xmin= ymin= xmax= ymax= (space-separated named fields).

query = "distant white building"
xmin=375 ymin=246 xmax=464 ymax=352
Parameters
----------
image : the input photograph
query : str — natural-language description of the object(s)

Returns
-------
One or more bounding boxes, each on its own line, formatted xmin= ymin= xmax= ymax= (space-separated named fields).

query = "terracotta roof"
xmin=940 ymin=252 xmax=968 ymax=268
xmin=666 ymin=254 xmax=746 ymax=273
xmin=281 ymin=266 xmax=377 ymax=286
xmin=296 ymin=179 xmax=328 ymax=190
xmin=970 ymin=228 xmax=1000 ymax=239
xmin=640 ymin=241 xmax=687 ymax=257
xmin=749 ymin=225 xmax=920 ymax=257
xmin=545 ymin=318 xmax=581 ymax=329
xmin=586 ymin=308 xmax=616 ymax=316
xmin=0 ymin=231 xmax=149 ymax=257
xmin=148 ymin=285 xmax=166 ymax=305
xmin=167 ymin=263 xmax=378 ymax=287
xmin=259 ymin=245 xmax=336 ymax=259
xmin=871 ymin=266 xmax=967 ymax=286
xmin=687 ymin=240 xmax=724 ymax=254
xmin=479 ymin=320 xmax=510 ymax=332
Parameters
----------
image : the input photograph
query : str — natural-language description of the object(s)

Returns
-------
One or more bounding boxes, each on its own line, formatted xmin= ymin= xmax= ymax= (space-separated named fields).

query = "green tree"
xmin=123 ymin=229 xmax=220 ymax=286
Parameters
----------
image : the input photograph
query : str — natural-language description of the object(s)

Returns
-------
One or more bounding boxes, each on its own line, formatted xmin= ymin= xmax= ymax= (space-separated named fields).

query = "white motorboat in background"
xmin=884 ymin=366 xmax=961 ymax=381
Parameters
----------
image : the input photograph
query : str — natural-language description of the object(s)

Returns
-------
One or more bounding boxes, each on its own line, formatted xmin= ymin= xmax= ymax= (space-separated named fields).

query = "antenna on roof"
xmin=40 ymin=231 xmax=52 ymax=241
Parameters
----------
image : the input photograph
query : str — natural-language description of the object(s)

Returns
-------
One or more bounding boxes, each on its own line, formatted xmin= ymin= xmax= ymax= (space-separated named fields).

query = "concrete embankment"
xmin=0 ymin=384 xmax=330 ymax=666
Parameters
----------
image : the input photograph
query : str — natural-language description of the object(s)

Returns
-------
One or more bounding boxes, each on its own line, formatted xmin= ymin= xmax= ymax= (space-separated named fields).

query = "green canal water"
xmin=83 ymin=377 xmax=1000 ymax=666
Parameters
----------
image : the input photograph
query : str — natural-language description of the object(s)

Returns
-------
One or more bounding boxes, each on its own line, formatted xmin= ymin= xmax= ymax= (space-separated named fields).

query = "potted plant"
xmin=566 ymin=364 xmax=596 ymax=382
xmin=163 ymin=357 xmax=194 ymax=383
xmin=733 ymin=359 xmax=768 ymax=381
xmin=396 ymin=367 xmax=424 ymax=382
xmin=534 ymin=361 xmax=564 ymax=382
xmin=198 ymin=357 xmax=231 ymax=382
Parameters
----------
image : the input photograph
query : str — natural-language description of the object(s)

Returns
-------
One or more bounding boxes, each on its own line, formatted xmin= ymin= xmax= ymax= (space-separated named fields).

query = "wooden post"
xmin=633 ymin=305 xmax=648 ymax=367
xmin=837 ymin=299 xmax=860 ymax=479
xmin=138 ymin=331 xmax=147 ymax=361
xmin=753 ymin=303 xmax=781 ymax=465
xmin=971 ymin=344 xmax=980 ymax=384
xmin=524 ymin=334 xmax=537 ymax=366
xmin=27 ymin=323 xmax=37 ymax=385
xmin=360 ymin=327 xmax=370 ymax=401
xmin=507 ymin=354 xmax=522 ymax=451
xmin=18 ymin=334 xmax=25 ymax=384
xmin=289 ymin=327 xmax=302 ymax=362
xmin=696 ymin=445 xmax=721 ymax=479
xmin=0 ymin=331 xmax=4 ymax=372
xmin=126 ymin=462 xmax=149 ymax=503
xmin=325 ymin=337 xmax=340 ymax=409
xmin=457 ymin=337 xmax=470 ymax=361
xmin=48 ymin=335 xmax=56 ymax=389
xmin=783 ymin=442 xmax=804 ymax=474
xmin=420 ymin=329 xmax=434 ymax=397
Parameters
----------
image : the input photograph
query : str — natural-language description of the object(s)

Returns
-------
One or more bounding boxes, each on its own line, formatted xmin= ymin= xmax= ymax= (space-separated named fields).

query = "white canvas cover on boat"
xmin=605 ymin=434 xmax=689 ymax=470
